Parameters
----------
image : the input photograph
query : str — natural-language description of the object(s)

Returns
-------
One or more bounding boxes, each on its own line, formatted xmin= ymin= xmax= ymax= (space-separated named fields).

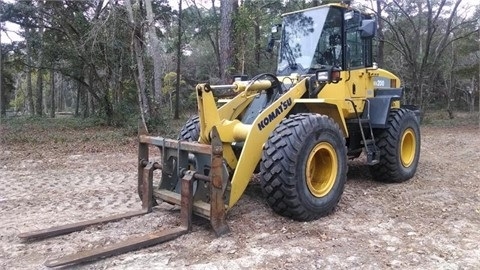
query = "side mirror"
xmin=359 ymin=19 xmax=376 ymax=38
xmin=266 ymin=24 xmax=282 ymax=52
xmin=271 ymin=25 xmax=280 ymax=34
xmin=344 ymin=11 xmax=354 ymax=21
xmin=271 ymin=24 xmax=278 ymax=35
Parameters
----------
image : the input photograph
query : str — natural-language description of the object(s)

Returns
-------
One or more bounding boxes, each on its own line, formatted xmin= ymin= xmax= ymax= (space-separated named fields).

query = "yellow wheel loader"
xmin=19 ymin=2 xmax=421 ymax=267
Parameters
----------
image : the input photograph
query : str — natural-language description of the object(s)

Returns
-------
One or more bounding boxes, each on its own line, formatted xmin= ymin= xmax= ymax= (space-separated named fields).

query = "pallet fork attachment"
xmin=18 ymin=126 xmax=229 ymax=267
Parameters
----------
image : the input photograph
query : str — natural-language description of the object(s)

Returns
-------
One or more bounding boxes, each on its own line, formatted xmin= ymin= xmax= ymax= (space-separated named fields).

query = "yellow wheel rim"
xmin=400 ymin=128 xmax=416 ymax=167
xmin=306 ymin=142 xmax=338 ymax=198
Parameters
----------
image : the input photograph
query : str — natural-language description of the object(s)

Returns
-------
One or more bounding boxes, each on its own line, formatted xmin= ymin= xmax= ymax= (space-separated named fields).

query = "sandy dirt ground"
xmin=1 ymin=124 xmax=479 ymax=269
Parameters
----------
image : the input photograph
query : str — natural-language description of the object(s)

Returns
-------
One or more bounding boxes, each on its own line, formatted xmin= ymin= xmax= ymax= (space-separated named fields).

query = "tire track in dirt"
xmin=1 ymin=126 xmax=479 ymax=269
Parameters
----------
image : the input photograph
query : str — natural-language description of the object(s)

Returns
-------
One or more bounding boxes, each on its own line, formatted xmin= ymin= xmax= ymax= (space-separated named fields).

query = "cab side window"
xmin=313 ymin=8 xmax=343 ymax=68
xmin=345 ymin=12 xmax=364 ymax=68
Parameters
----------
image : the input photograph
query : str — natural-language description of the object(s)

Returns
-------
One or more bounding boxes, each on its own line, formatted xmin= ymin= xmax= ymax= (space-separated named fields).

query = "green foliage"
xmin=9 ymin=88 xmax=25 ymax=111
xmin=163 ymin=72 xmax=186 ymax=94
xmin=111 ymin=99 xmax=139 ymax=128
xmin=160 ymin=71 xmax=197 ymax=117
xmin=2 ymin=0 xmax=479 ymax=127
xmin=182 ymin=39 xmax=220 ymax=81
xmin=234 ymin=1 xmax=281 ymax=75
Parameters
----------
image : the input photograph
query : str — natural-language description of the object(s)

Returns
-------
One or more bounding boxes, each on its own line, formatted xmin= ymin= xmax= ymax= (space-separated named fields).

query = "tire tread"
xmin=370 ymin=109 xmax=420 ymax=183
xmin=260 ymin=113 xmax=347 ymax=221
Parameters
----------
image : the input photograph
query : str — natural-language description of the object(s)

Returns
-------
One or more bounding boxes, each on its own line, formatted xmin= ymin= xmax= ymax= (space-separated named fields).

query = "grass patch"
xmin=422 ymin=110 xmax=480 ymax=128
xmin=2 ymin=110 xmax=477 ymax=150
xmin=1 ymin=116 xmax=126 ymax=150
xmin=0 ymin=114 xmax=196 ymax=153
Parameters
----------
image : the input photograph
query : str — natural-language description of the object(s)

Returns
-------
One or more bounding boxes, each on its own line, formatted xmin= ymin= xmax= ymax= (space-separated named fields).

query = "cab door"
xmin=343 ymin=11 xmax=371 ymax=99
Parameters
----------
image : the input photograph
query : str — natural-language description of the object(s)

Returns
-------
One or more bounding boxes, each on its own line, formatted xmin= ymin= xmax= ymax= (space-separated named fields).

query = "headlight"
xmin=316 ymin=71 xmax=329 ymax=82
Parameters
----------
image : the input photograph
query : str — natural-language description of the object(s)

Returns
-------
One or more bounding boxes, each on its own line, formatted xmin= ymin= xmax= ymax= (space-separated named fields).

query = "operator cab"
xmin=275 ymin=4 xmax=376 ymax=77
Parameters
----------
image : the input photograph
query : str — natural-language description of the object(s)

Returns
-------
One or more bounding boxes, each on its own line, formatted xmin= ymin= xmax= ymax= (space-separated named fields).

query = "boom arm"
xmin=195 ymin=78 xmax=309 ymax=208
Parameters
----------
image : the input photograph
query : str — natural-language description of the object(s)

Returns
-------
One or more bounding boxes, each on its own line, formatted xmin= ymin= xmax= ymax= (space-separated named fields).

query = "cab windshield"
xmin=277 ymin=7 xmax=343 ymax=76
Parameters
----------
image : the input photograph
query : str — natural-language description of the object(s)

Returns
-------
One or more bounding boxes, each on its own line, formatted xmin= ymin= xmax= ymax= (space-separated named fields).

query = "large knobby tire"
xmin=176 ymin=115 xmax=201 ymax=193
xmin=259 ymin=113 xmax=348 ymax=221
xmin=178 ymin=115 xmax=200 ymax=141
xmin=370 ymin=108 xmax=421 ymax=183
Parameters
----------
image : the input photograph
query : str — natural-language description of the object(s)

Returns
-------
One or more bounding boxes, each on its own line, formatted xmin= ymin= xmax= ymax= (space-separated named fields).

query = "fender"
xmin=368 ymin=88 xmax=403 ymax=128
xmin=293 ymin=99 xmax=350 ymax=138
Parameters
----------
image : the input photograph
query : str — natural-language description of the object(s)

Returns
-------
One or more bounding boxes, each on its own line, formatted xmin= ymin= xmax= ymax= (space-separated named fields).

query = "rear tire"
xmin=259 ymin=113 xmax=347 ymax=221
xmin=370 ymin=108 xmax=421 ymax=183
xmin=176 ymin=115 xmax=201 ymax=194
xmin=178 ymin=115 xmax=200 ymax=141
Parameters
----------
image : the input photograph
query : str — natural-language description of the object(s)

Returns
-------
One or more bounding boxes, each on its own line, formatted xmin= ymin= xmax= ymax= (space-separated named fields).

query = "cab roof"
xmin=281 ymin=3 xmax=352 ymax=17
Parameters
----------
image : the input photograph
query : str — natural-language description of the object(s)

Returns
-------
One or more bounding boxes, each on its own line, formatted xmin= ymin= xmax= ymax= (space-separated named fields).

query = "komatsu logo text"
xmin=257 ymin=98 xmax=293 ymax=130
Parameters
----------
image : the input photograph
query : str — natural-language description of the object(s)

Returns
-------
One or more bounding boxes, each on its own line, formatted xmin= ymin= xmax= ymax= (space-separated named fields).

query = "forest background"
xmin=1 ymin=0 xmax=479 ymax=130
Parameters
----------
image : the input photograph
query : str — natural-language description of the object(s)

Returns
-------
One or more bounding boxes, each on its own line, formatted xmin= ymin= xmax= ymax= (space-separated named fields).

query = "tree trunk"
xmin=470 ymin=78 xmax=475 ymax=113
xmin=0 ymin=88 xmax=4 ymax=118
xmin=59 ymin=75 xmax=65 ymax=112
xmin=35 ymin=69 xmax=44 ymax=116
xmin=25 ymin=28 xmax=35 ymax=115
xmin=103 ymin=93 xmax=113 ymax=124
xmin=0 ymin=28 xmax=3 ymax=118
xmin=376 ymin=0 xmax=385 ymax=67
xmin=115 ymin=49 xmax=125 ymax=106
xmin=145 ymin=0 xmax=163 ymax=108
xmin=27 ymin=67 xmax=34 ymax=114
xmin=75 ymin=81 xmax=80 ymax=116
xmin=219 ymin=0 xmax=238 ymax=83
xmin=211 ymin=0 xmax=221 ymax=79
xmin=254 ymin=22 xmax=261 ymax=69
xmin=174 ymin=0 xmax=182 ymax=119
xmin=90 ymin=91 xmax=96 ymax=116
xmin=35 ymin=0 xmax=45 ymax=116
xmin=447 ymin=38 xmax=455 ymax=119
xmin=88 ymin=68 xmax=95 ymax=116
xmin=50 ymin=70 xmax=55 ymax=118
xmin=83 ymin=86 xmax=89 ymax=118
xmin=126 ymin=0 xmax=149 ymax=127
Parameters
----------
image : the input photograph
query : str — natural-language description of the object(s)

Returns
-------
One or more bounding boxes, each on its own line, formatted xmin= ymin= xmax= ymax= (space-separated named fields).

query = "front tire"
xmin=259 ymin=113 xmax=347 ymax=221
xmin=370 ymin=108 xmax=421 ymax=182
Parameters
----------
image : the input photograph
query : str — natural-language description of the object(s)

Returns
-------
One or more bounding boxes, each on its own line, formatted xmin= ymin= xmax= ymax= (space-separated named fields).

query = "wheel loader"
xmin=19 ymin=2 xmax=421 ymax=267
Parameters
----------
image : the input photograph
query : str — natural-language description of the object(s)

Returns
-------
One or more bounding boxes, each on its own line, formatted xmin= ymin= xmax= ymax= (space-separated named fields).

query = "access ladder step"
xmin=347 ymin=118 xmax=370 ymax=125
xmin=363 ymin=140 xmax=380 ymax=165
xmin=366 ymin=152 xmax=380 ymax=165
